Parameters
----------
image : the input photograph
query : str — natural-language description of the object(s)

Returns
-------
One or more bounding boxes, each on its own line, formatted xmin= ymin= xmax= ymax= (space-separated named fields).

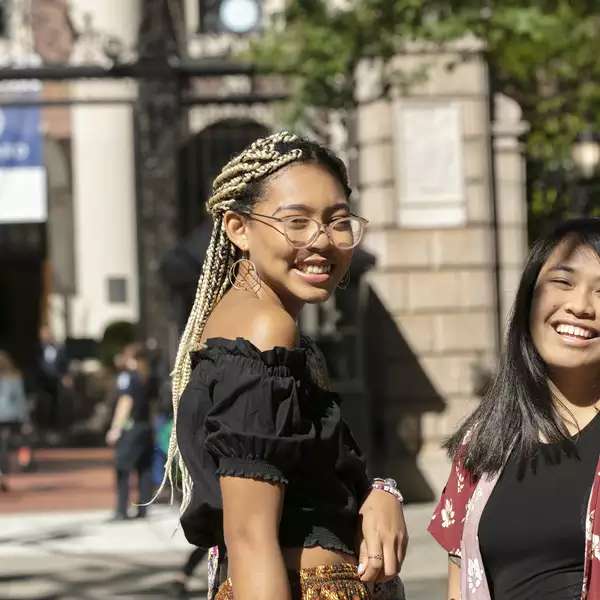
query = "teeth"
xmin=298 ymin=264 xmax=331 ymax=274
xmin=555 ymin=324 xmax=595 ymax=339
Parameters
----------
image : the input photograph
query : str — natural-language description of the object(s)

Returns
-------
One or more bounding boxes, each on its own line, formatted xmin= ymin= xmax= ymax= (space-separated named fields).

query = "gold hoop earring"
xmin=337 ymin=269 xmax=350 ymax=290
xmin=228 ymin=257 xmax=262 ymax=295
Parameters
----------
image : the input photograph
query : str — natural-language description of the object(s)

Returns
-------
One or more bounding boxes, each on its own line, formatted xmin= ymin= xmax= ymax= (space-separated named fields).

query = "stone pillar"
xmin=136 ymin=0 xmax=185 ymax=348
xmin=355 ymin=46 xmax=527 ymax=498
xmin=70 ymin=1 xmax=140 ymax=339
xmin=493 ymin=93 xmax=529 ymax=336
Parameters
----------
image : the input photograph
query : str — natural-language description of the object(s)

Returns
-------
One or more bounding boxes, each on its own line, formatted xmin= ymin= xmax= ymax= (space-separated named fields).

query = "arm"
xmin=106 ymin=394 xmax=133 ymax=446
xmin=428 ymin=454 xmax=476 ymax=597
xmin=357 ymin=488 xmax=408 ymax=582
xmin=221 ymin=476 xmax=291 ymax=600
xmin=448 ymin=555 xmax=461 ymax=600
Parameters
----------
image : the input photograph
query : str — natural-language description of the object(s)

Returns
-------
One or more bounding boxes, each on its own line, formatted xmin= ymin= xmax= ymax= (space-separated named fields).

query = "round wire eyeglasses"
xmin=240 ymin=210 xmax=368 ymax=249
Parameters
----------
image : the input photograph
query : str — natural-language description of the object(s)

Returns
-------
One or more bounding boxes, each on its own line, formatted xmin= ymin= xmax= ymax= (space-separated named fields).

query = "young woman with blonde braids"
xmin=163 ymin=132 xmax=407 ymax=600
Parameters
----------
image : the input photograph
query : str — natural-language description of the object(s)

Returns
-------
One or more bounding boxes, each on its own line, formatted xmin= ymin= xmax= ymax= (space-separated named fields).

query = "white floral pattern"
xmin=467 ymin=558 xmax=484 ymax=592
xmin=456 ymin=466 xmax=465 ymax=493
xmin=592 ymin=534 xmax=600 ymax=562
xmin=430 ymin=453 xmax=600 ymax=599
xmin=441 ymin=498 xmax=456 ymax=528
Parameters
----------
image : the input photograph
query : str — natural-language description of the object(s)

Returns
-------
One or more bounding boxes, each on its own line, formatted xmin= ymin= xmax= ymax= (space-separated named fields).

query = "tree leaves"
xmin=249 ymin=1 xmax=600 ymax=228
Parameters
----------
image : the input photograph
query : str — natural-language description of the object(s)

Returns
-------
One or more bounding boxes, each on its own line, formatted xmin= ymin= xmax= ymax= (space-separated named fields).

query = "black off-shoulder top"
xmin=176 ymin=337 xmax=370 ymax=555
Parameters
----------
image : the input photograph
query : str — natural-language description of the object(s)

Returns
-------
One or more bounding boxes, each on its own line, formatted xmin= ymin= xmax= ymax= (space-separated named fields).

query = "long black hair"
xmin=446 ymin=217 xmax=600 ymax=478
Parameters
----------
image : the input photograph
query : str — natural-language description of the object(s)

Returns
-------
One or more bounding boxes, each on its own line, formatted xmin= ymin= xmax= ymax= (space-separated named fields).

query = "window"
xmin=198 ymin=0 xmax=220 ymax=33
xmin=107 ymin=277 xmax=127 ymax=304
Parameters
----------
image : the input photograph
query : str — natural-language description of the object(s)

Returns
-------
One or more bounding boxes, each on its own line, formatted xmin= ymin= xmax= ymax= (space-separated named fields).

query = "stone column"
xmin=136 ymin=0 xmax=185 ymax=349
xmin=70 ymin=1 xmax=140 ymax=339
xmin=355 ymin=46 xmax=528 ymax=498
xmin=493 ymin=93 xmax=529 ymax=336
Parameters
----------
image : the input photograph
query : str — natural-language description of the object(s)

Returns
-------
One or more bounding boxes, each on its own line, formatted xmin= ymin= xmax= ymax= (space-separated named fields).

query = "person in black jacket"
xmin=106 ymin=345 xmax=153 ymax=520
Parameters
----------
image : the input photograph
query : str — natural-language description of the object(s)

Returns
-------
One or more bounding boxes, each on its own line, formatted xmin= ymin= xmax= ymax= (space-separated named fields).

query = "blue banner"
xmin=0 ymin=104 xmax=43 ymax=168
xmin=0 ymin=96 xmax=46 ymax=223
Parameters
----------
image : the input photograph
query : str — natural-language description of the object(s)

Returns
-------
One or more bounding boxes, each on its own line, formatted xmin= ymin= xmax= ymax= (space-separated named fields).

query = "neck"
xmin=548 ymin=369 xmax=600 ymax=432
xmin=549 ymin=368 xmax=600 ymax=407
xmin=250 ymin=279 xmax=304 ymax=321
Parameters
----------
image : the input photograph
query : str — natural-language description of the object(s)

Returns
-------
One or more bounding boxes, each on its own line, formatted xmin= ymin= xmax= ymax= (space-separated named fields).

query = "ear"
xmin=223 ymin=210 xmax=249 ymax=253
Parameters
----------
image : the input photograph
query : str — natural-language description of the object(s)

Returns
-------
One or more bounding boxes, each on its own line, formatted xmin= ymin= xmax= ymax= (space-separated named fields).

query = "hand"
xmin=356 ymin=488 xmax=408 ymax=583
xmin=105 ymin=428 xmax=122 ymax=446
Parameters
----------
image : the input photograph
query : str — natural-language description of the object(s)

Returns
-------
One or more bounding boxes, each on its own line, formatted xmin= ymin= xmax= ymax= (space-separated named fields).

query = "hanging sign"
xmin=0 ymin=98 xmax=47 ymax=223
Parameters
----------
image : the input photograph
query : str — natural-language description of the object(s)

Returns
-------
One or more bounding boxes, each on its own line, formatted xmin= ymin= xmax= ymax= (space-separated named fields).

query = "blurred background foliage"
xmin=248 ymin=1 xmax=600 ymax=238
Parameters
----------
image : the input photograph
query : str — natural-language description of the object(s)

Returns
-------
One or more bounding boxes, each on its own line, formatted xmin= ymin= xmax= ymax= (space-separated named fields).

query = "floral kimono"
xmin=428 ymin=442 xmax=600 ymax=599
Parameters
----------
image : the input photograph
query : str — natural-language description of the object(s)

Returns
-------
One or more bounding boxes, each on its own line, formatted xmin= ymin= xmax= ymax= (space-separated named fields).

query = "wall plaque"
xmin=394 ymin=101 xmax=466 ymax=227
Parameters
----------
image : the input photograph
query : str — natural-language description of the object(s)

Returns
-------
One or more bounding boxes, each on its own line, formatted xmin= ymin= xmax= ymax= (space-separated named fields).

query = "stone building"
xmin=356 ymin=45 xmax=528 ymax=496
xmin=0 ymin=0 xmax=142 ymax=365
xmin=0 ymin=1 xmax=529 ymax=494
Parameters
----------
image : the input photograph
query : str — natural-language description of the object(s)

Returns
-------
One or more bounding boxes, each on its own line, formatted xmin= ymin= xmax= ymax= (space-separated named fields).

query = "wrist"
xmin=370 ymin=477 xmax=404 ymax=503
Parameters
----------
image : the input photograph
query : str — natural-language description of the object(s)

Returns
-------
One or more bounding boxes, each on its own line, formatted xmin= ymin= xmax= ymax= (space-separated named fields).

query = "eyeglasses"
xmin=240 ymin=210 xmax=368 ymax=249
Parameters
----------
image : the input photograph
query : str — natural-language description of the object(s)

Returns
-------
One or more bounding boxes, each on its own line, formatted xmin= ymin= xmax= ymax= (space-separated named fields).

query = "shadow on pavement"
xmin=1 ymin=555 xmax=207 ymax=599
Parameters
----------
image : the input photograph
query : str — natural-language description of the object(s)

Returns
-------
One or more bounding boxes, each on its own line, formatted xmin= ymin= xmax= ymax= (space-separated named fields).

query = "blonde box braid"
xmin=159 ymin=131 xmax=303 ymax=514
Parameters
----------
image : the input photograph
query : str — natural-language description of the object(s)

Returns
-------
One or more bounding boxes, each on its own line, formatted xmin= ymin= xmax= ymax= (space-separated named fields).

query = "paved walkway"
xmin=0 ymin=506 xmax=205 ymax=599
xmin=0 ymin=448 xmax=447 ymax=599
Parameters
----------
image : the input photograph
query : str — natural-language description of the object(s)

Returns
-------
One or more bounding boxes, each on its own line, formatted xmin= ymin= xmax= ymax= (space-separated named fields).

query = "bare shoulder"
xmin=240 ymin=301 xmax=298 ymax=351
xmin=205 ymin=294 xmax=298 ymax=351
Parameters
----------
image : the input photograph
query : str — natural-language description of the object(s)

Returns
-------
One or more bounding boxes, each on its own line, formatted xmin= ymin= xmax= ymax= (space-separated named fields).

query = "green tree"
xmin=249 ymin=1 xmax=600 ymax=235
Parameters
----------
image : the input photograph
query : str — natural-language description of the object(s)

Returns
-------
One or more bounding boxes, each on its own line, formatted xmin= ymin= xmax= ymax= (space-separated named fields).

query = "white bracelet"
xmin=371 ymin=477 xmax=404 ymax=503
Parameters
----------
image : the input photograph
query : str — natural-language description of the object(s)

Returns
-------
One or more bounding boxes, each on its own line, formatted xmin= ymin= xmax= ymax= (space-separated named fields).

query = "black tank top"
xmin=479 ymin=411 xmax=600 ymax=599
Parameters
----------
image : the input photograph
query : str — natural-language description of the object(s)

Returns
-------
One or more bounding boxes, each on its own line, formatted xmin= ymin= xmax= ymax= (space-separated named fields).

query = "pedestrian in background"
xmin=106 ymin=345 xmax=153 ymax=520
xmin=171 ymin=547 xmax=208 ymax=598
xmin=0 ymin=350 xmax=30 ymax=492
xmin=152 ymin=377 xmax=173 ymax=490
xmin=37 ymin=324 xmax=69 ymax=439
xmin=430 ymin=218 xmax=600 ymax=600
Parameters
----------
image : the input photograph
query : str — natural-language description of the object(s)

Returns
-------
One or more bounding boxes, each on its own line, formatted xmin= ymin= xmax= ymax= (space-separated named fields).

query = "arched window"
xmin=178 ymin=118 xmax=270 ymax=235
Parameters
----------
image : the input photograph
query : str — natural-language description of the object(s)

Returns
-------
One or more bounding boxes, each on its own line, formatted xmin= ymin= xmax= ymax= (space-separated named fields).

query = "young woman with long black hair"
xmin=429 ymin=218 xmax=600 ymax=599
xmin=162 ymin=132 xmax=407 ymax=600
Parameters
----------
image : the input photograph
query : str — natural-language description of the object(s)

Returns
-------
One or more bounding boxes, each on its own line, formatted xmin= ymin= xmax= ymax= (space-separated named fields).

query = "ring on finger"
xmin=368 ymin=554 xmax=383 ymax=561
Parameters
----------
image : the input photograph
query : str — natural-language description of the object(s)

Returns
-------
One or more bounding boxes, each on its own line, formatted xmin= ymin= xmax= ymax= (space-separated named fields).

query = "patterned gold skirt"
xmin=214 ymin=562 xmax=370 ymax=600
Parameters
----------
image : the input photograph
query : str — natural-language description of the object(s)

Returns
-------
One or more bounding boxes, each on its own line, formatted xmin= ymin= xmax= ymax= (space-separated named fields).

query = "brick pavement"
xmin=0 ymin=448 xmax=115 ymax=514
xmin=0 ymin=447 xmax=205 ymax=598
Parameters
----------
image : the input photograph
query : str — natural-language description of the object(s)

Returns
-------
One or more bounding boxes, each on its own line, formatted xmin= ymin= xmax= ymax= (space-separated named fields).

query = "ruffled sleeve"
xmin=427 ymin=452 xmax=478 ymax=556
xmin=200 ymin=338 xmax=317 ymax=485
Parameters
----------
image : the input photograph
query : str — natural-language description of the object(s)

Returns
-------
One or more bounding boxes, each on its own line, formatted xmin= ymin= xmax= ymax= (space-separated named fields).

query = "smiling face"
xmin=530 ymin=237 xmax=600 ymax=377
xmin=225 ymin=162 xmax=355 ymax=312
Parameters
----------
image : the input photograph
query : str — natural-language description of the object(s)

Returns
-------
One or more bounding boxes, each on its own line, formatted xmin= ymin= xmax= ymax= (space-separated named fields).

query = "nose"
xmin=307 ymin=225 xmax=332 ymax=250
xmin=565 ymin=287 xmax=596 ymax=320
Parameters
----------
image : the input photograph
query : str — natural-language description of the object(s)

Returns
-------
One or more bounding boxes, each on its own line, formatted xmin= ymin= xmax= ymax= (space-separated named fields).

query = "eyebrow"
xmin=272 ymin=202 xmax=350 ymax=216
xmin=547 ymin=264 xmax=576 ymax=274
xmin=547 ymin=263 xmax=600 ymax=287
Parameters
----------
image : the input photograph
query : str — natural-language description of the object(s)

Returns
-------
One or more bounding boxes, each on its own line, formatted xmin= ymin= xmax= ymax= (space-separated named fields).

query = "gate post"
xmin=135 ymin=0 xmax=185 ymax=350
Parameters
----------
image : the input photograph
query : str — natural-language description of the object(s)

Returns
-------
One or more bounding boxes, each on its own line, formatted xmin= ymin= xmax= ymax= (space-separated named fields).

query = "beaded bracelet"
xmin=371 ymin=477 xmax=404 ymax=503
